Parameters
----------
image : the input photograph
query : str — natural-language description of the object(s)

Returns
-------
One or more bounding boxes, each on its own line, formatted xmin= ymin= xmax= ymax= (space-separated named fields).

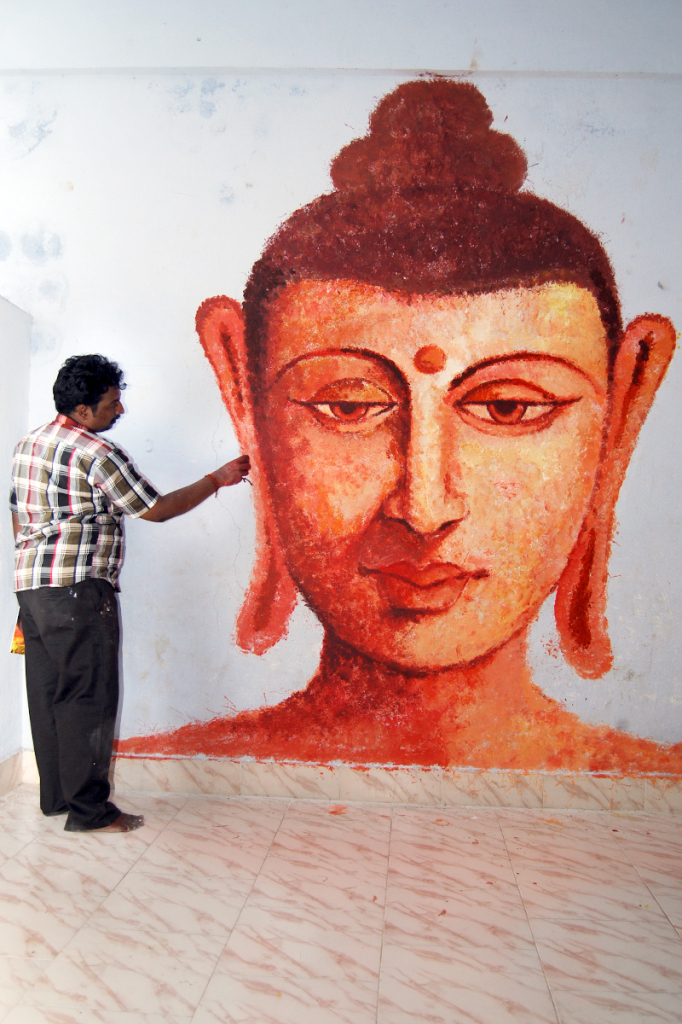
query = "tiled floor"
xmin=0 ymin=785 xmax=681 ymax=1023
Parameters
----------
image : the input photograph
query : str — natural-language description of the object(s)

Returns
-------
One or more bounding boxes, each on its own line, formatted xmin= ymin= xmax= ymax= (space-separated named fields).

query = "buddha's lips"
xmin=361 ymin=562 xmax=488 ymax=588
xmin=359 ymin=561 xmax=489 ymax=612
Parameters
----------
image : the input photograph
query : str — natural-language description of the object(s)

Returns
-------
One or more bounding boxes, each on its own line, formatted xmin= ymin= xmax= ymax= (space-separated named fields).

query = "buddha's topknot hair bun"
xmin=331 ymin=79 xmax=527 ymax=193
xmin=245 ymin=78 xmax=621 ymax=408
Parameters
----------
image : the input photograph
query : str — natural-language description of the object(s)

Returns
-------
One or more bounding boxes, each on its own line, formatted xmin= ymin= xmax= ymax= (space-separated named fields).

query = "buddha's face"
xmin=257 ymin=279 xmax=609 ymax=671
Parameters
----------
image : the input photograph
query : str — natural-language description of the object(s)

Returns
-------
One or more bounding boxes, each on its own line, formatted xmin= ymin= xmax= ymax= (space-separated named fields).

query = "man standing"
xmin=10 ymin=354 xmax=249 ymax=833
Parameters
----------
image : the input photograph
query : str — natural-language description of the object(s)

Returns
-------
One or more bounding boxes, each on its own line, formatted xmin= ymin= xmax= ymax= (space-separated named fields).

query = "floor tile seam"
xmin=375 ymin=807 xmax=395 ymax=1024
xmin=76 ymin=910 xmax=239 ymax=943
xmin=54 ymin=813 xmax=187 ymax=940
xmin=187 ymin=796 xmax=332 ymax=1021
xmin=543 ymin=977 xmax=682 ymax=1002
xmin=120 ymin=926 xmax=231 ymax=1021
xmin=228 ymin=917 xmax=385 ymax=937
xmin=497 ymin=813 xmax=561 ymax=1024
xmin=0 ymin=832 xmax=66 ymax=873
xmin=199 ymin=796 xmax=295 ymax=1005
xmin=0 ymin=872 xmax=113 ymax=901
xmin=617 ymin=841 xmax=682 ymax=940
xmin=0 ymin=834 xmax=45 ymax=861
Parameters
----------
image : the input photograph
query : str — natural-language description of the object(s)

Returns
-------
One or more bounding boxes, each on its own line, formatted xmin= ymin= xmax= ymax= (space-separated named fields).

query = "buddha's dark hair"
xmin=53 ymin=354 xmax=126 ymax=415
xmin=241 ymin=78 xmax=621 ymax=393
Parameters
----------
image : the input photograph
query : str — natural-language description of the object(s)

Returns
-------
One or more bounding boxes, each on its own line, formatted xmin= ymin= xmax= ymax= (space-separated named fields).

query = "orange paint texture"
xmin=119 ymin=80 xmax=679 ymax=773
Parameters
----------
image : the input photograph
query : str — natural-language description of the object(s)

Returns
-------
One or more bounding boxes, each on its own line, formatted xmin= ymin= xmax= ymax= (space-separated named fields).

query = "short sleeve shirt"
xmin=10 ymin=414 xmax=159 ymax=591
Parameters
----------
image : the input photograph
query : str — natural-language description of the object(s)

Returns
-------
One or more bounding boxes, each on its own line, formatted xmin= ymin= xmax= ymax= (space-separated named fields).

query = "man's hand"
xmin=210 ymin=454 xmax=251 ymax=488
xmin=140 ymin=453 xmax=251 ymax=522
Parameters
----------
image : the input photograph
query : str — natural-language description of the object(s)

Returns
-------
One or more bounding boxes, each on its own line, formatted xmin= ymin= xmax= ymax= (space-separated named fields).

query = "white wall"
xmin=0 ymin=0 xmax=680 ymax=74
xmin=0 ymin=297 xmax=31 ymax=761
xmin=0 ymin=2 xmax=680 ymax=747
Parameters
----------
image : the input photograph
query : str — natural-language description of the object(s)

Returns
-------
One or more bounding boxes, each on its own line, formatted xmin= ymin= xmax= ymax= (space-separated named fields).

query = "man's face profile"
xmin=72 ymin=386 xmax=125 ymax=433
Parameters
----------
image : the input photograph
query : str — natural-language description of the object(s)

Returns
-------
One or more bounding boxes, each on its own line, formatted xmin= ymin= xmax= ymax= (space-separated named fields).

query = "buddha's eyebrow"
xmin=271 ymin=347 xmax=405 ymax=386
xmin=448 ymin=352 xmax=599 ymax=391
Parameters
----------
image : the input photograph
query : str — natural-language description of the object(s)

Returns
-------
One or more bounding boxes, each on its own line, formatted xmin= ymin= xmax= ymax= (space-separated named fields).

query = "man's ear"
xmin=195 ymin=296 xmax=251 ymax=445
xmin=195 ymin=295 xmax=298 ymax=655
xmin=555 ymin=314 xmax=676 ymax=679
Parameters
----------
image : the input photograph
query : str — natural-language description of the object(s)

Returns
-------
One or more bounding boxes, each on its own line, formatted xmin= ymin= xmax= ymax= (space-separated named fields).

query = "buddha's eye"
xmin=467 ymin=399 xmax=556 ymax=425
xmin=290 ymin=378 xmax=397 ymax=431
xmin=456 ymin=379 xmax=578 ymax=432
xmin=312 ymin=401 xmax=392 ymax=423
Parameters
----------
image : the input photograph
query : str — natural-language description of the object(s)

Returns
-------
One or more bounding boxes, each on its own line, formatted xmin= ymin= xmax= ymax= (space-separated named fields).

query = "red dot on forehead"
xmin=414 ymin=345 xmax=446 ymax=374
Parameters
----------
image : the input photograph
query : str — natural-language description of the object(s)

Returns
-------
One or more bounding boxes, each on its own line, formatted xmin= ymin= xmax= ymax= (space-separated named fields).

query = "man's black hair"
xmin=53 ymin=354 xmax=126 ymax=415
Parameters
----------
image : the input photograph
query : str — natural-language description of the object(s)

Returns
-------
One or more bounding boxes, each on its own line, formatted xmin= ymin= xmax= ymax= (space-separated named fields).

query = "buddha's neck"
xmin=309 ymin=629 xmax=540 ymax=722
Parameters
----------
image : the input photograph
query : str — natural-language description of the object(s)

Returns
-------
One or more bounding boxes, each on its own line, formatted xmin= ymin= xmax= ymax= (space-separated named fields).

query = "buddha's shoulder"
xmin=530 ymin=701 xmax=682 ymax=774
xmin=115 ymin=687 xmax=355 ymax=759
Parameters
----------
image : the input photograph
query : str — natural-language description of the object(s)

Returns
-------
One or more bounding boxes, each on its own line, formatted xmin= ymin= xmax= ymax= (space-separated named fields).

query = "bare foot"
xmin=91 ymin=812 xmax=144 ymax=832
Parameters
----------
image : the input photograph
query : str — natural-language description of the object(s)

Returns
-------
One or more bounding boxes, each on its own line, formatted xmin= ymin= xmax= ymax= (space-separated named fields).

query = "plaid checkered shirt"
xmin=10 ymin=414 xmax=159 ymax=591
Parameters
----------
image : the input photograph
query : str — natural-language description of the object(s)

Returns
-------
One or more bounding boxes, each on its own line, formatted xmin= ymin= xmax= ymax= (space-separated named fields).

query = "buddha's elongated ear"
xmin=195 ymin=297 xmax=298 ymax=654
xmin=555 ymin=314 xmax=676 ymax=678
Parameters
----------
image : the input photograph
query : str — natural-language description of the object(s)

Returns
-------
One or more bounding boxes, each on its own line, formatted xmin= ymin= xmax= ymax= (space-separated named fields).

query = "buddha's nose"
xmin=382 ymin=391 xmax=468 ymax=536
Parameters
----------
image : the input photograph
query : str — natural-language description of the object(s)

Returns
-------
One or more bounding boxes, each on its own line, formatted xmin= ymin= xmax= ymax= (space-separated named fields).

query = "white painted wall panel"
xmin=1 ymin=71 xmax=679 ymax=744
xmin=0 ymin=297 xmax=30 ymax=760
xmin=0 ymin=0 xmax=680 ymax=74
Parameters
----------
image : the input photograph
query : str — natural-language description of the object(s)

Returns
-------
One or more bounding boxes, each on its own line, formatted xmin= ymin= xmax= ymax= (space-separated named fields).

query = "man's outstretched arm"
xmin=140 ymin=455 xmax=250 ymax=523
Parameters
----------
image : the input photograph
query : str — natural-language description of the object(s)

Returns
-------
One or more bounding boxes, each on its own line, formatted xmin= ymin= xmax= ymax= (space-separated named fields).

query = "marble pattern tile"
xmin=171 ymin=794 xmax=287 ymax=833
xmin=0 ymin=784 xmax=53 ymax=824
xmin=497 ymin=807 xmax=614 ymax=835
xmin=194 ymin=974 xmax=378 ymax=1024
xmin=615 ymin=829 xmax=682 ymax=885
xmin=217 ymin=903 xmax=383 ymax=980
xmin=541 ymin=773 xmax=613 ymax=811
xmin=387 ymin=811 xmax=509 ymax=892
xmin=0 ymin=824 xmax=44 ymax=863
xmin=28 ymin=926 xmax=225 ymax=1015
xmin=390 ymin=805 xmax=502 ymax=838
xmin=0 ymin=752 xmax=22 ymax=799
xmin=140 ymin=819 xmax=276 ymax=880
xmin=241 ymin=761 xmax=341 ymax=800
xmin=288 ymin=798 xmax=394 ymax=833
xmin=551 ymin=989 xmax=682 ymax=1024
xmin=602 ymin=776 xmax=647 ymax=812
xmin=503 ymin=828 xmax=632 ymax=876
xmin=515 ymin=873 xmax=662 ymax=923
xmin=0 ymin=829 xmax=148 ymax=898
xmin=87 ymin=755 xmax=682 ymax=815
xmin=113 ymin=756 xmax=241 ymax=796
xmin=443 ymin=769 xmax=545 ymax=808
xmin=0 ymin=880 xmax=101 ymax=958
xmin=2 ymin=1010 xmax=192 ymax=1023
xmin=252 ymin=850 xmax=388 ymax=917
xmin=88 ymin=862 xmax=250 ymax=937
xmin=533 ymin=915 xmax=682 ymax=995
xmin=384 ymin=879 xmax=535 ymax=950
xmin=378 ymin=945 xmax=558 ymax=1024
xmin=1 ymin=784 xmax=681 ymax=1024
xmin=651 ymin=890 xmax=682 ymax=928
xmin=645 ymin=778 xmax=682 ymax=814
xmin=338 ymin=765 xmax=442 ymax=804
xmin=20 ymin=750 xmax=40 ymax=785
xmin=0 ymin=956 xmax=53 ymax=1020
xmin=273 ymin=814 xmax=391 ymax=863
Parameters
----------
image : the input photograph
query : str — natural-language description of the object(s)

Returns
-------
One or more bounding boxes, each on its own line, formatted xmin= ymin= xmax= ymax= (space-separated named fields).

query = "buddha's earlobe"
xmin=195 ymin=297 xmax=297 ymax=654
xmin=555 ymin=314 xmax=676 ymax=678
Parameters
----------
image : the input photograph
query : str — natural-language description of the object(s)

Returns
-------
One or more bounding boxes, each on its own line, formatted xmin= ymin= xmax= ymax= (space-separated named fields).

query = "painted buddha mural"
xmin=119 ymin=79 xmax=682 ymax=772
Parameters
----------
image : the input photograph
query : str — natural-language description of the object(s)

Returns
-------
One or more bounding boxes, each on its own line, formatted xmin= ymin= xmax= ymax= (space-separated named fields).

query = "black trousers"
xmin=17 ymin=579 xmax=121 ymax=830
